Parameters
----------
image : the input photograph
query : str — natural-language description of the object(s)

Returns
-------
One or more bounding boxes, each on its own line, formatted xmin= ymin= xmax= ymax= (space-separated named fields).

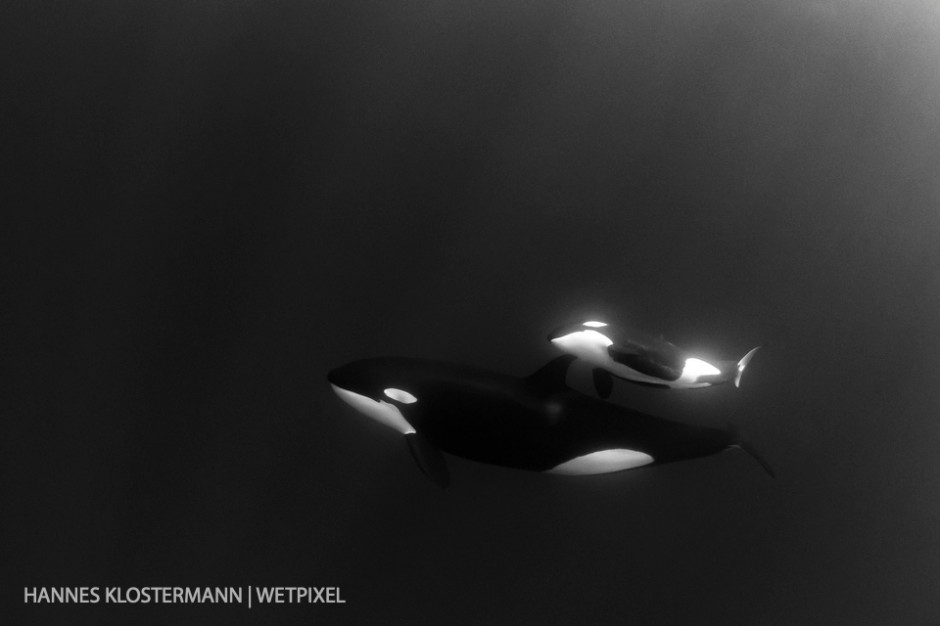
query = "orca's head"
xmin=548 ymin=320 xmax=614 ymax=361
xmin=327 ymin=359 xmax=420 ymax=435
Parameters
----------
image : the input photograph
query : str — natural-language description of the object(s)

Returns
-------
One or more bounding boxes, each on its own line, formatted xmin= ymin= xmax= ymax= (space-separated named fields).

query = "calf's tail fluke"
xmin=733 ymin=346 xmax=761 ymax=388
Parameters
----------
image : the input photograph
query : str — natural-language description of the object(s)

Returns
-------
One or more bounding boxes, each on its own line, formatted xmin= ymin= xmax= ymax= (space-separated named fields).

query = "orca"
xmin=548 ymin=320 xmax=760 ymax=398
xmin=327 ymin=355 xmax=772 ymax=487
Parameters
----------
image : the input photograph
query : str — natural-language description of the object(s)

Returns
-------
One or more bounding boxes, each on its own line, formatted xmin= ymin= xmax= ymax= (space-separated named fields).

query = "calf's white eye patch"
xmin=384 ymin=388 xmax=418 ymax=404
xmin=683 ymin=358 xmax=721 ymax=377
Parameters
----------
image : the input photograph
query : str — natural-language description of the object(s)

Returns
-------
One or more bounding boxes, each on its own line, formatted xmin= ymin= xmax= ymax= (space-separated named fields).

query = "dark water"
xmin=4 ymin=0 xmax=940 ymax=623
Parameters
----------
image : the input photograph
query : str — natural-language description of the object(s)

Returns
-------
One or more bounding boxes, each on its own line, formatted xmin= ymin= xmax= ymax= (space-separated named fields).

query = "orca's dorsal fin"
xmin=593 ymin=368 xmax=613 ymax=399
xmin=526 ymin=355 xmax=576 ymax=391
xmin=405 ymin=432 xmax=449 ymax=488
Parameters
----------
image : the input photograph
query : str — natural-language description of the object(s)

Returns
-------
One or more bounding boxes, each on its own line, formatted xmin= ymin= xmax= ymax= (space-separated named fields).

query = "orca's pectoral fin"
xmin=405 ymin=433 xmax=450 ymax=488
xmin=593 ymin=368 xmax=613 ymax=399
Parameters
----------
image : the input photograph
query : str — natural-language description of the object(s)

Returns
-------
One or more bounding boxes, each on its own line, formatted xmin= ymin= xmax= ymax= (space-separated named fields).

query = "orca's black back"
xmin=379 ymin=358 xmax=734 ymax=471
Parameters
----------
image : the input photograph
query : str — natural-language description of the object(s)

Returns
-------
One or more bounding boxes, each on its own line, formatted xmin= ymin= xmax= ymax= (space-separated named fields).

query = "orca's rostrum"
xmin=327 ymin=355 xmax=772 ymax=487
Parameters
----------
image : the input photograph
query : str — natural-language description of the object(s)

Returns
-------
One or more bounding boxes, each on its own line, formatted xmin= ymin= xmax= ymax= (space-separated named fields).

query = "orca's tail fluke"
xmin=733 ymin=346 xmax=761 ymax=388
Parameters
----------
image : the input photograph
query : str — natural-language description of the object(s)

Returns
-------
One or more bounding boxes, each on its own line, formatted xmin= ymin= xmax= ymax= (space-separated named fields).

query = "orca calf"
xmin=548 ymin=320 xmax=760 ymax=398
xmin=327 ymin=356 xmax=772 ymax=487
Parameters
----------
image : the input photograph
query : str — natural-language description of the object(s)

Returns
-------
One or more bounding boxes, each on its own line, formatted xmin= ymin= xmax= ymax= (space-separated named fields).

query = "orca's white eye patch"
xmin=583 ymin=321 xmax=607 ymax=328
xmin=384 ymin=388 xmax=418 ymax=404
xmin=331 ymin=385 xmax=416 ymax=434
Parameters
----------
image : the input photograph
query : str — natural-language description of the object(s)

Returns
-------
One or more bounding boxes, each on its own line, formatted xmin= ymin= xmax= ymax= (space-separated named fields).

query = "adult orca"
xmin=327 ymin=355 xmax=772 ymax=487
xmin=548 ymin=320 xmax=760 ymax=398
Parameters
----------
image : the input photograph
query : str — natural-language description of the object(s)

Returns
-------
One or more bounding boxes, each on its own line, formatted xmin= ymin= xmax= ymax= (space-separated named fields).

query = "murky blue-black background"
xmin=4 ymin=0 xmax=940 ymax=623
